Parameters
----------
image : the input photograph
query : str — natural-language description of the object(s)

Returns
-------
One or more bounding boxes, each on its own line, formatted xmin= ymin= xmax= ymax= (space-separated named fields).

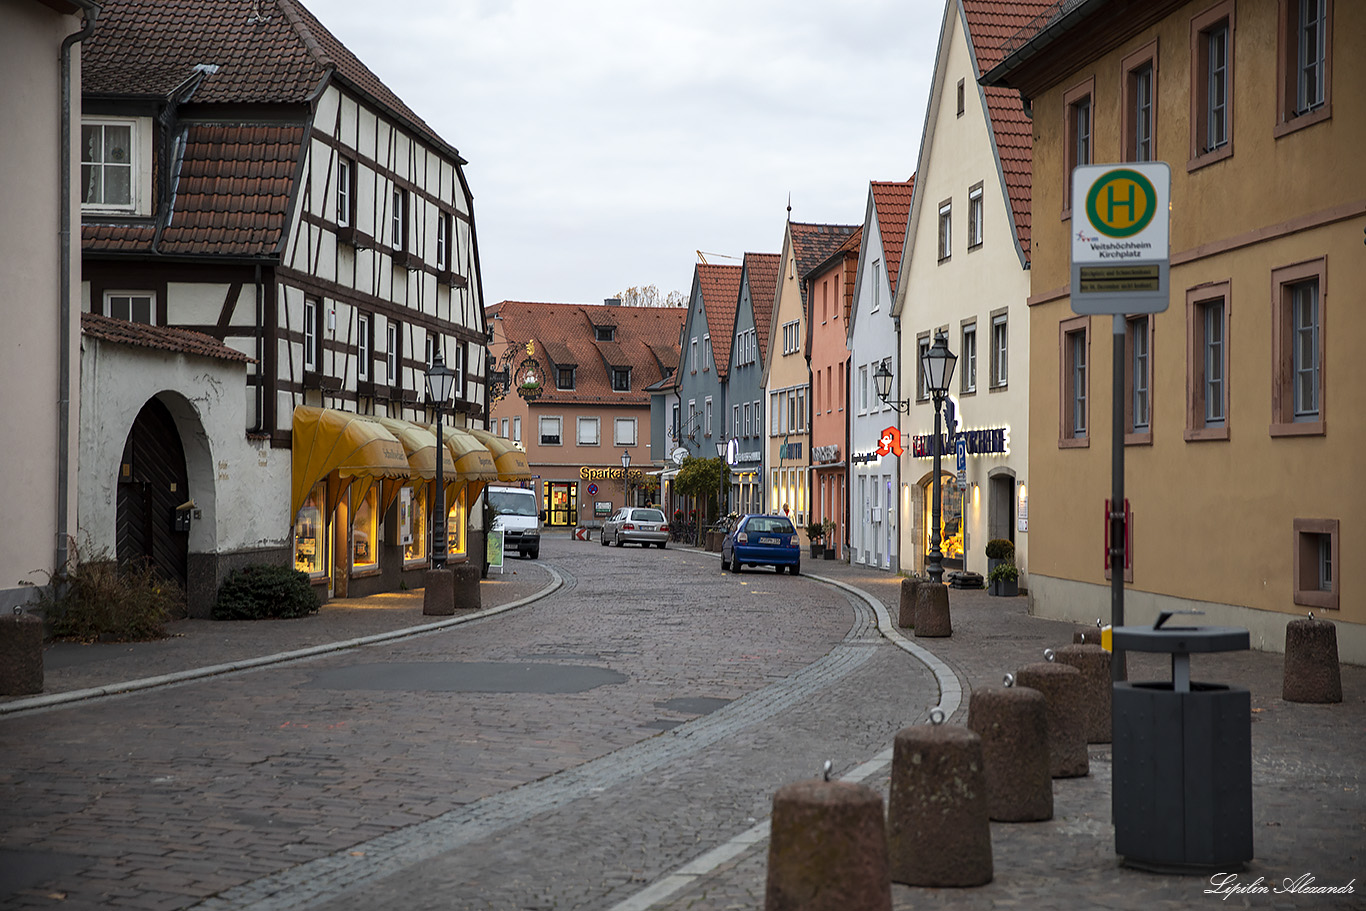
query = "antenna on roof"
xmin=696 ymin=251 xmax=740 ymax=264
xmin=787 ymin=192 xmax=792 ymax=220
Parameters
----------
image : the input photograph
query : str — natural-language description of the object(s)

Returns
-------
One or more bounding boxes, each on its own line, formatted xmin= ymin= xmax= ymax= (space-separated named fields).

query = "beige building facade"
xmin=985 ymin=0 xmax=1365 ymax=661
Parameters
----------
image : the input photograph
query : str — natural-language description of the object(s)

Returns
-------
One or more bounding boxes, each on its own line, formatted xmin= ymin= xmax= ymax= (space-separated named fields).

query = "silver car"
xmin=600 ymin=507 xmax=669 ymax=548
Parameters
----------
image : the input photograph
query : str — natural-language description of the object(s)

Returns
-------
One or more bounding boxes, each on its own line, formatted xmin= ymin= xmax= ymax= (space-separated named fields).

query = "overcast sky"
xmin=307 ymin=0 xmax=945 ymax=307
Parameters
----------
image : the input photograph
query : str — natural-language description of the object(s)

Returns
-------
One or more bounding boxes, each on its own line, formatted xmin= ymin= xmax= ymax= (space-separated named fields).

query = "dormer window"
xmin=595 ymin=325 xmax=616 ymax=342
xmin=611 ymin=367 xmax=631 ymax=392
xmin=557 ymin=366 xmax=576 ymax=390
xmin=81 ymin=117 xmax=152 ymax=215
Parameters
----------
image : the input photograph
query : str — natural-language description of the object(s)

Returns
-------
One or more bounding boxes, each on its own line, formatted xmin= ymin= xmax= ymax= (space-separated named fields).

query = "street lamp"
xmin=922 ymin=332 xmax=957 ymax=584
xmin=425 ymin=350 xmax=458 ymax=568
xmin=621 ymin=449 xmax=631 ymax=508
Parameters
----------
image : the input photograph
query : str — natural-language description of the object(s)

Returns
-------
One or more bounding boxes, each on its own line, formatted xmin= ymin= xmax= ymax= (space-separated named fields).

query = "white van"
xmin=487 ymin=486 xmax=540 ymax=559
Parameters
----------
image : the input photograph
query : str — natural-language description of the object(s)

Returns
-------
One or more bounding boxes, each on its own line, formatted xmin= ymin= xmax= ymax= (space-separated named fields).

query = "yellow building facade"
xmin=985 ymin=0 xmax=1365 ymax=661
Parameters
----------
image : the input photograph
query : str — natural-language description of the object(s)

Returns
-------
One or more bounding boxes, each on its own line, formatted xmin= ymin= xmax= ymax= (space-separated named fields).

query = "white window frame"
xmin=612 ymin=366 xmax=631 ymax=392
xmin=539 ymin=416 xmax=563 ymax=446
xmin=743 ymin=401 xmax=752 ymax=437
xmin=105 ymin=291 xmax=155 ymax=325
xmin=391 ymin=186 xmax=407 ymax=251
xmin=968 ymin=184 xmax=984 ymax=248
xmin=614 ymin=417 xmax=638 ymax=446
xmin=357 ymin=313 xmax=371 ymax=381
xmin=337 ymin=157 xmax=353 ymax=227
xmin=859 ymin=365 xmax=869 ymax=413
xmin=991 ymin=313 xmax=1009 ymax=389
xmin=304 ymin=298 xmax=319 ymax=372
xmin=81 ymin=117 xmax=145 ymax=213
xmin=690 ymin=337 xmax=698 ymax=373
xmin=938 ymin=200 xmax=952 ymax=261
xmin=436 ymin=212 xmax=449 ymax=270
xmin=386 ymin=321 xmax=399 ymax=386
xmin=704 ymin=397 xmax=713 ymax=437
xmin=871 ymin=261 xmax=882 ymax=311
xmin=512 ymin=416 xmax=522 ymax=443
xmin=732 ymin=404 xmax=740 ymax=437
xmin=703 ymin=335 xmax=711 ymax=372
xmin=577 ymin=416 xmax=600 ymax=446
xmin=962 ymin=323 xmax=978 ymax=393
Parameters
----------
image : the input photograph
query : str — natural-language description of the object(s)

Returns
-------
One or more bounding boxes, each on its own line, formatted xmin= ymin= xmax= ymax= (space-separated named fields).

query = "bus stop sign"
xmin=1070 ymin=162 xmax=1170 ymax=314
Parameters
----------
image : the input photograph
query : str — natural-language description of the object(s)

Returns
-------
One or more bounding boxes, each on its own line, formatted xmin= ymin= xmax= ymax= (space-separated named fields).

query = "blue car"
xmin=721 ymin=514 xmax=801 ymax=575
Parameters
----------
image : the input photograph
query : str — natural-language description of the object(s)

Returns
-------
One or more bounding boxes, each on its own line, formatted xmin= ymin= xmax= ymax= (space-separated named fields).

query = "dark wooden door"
xmin=117 ymin=398 xmax=189 ymax=585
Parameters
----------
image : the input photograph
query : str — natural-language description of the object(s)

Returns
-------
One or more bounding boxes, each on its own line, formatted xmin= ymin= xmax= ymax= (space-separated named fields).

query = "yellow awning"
xmin=364 ymin=416 xmax=455 ymax=480
xmin=434 ymin=424 xmax=500 ymax=481
xmin=291 ymin=406 xmax=412 ymax=518
xmin=466 ymin=427 xmax=532 ymax=480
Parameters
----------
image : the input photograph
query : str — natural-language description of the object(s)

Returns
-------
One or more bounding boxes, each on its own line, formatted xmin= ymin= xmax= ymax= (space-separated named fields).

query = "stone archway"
xmin=117 ymin=397 xmax=190 ymax=586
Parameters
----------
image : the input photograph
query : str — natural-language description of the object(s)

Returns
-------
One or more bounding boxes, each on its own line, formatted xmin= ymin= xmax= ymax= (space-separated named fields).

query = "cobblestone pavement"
xmin=2 ymin=533 xmax=1362 ymax=910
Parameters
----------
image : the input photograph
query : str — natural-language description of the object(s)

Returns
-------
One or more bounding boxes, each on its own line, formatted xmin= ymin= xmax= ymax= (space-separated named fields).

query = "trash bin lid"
xmin=1110 ymin=625 xmax=1250 ymax=653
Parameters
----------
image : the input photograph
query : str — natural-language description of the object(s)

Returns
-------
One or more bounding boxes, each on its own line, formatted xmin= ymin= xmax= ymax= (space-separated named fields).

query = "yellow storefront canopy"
xmin=365 ymin=416 xmax=455 ymax=480
xmin=291 ymin=406 xmax=412 ymax=518
xmin=433 ymin=424 xmax=500 ymax=482
xmin=466 ymin=427 xmax=532 ymax=481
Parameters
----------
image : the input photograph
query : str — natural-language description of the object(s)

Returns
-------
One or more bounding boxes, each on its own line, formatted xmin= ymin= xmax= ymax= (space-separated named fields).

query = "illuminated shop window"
xmin=352 ymin=487 xmax=378 ymax=569
xmin=401 ymin=485 xmax=428 ymax=563
xmin=446 ymin=487 xmax=468 ymax=557
xmin=294 ymin=482 xmax=326 ymax=575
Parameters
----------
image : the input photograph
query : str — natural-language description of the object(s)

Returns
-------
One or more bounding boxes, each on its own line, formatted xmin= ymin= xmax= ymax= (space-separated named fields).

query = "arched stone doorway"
xmin=117 ymin=397 xmax=190 ymax=587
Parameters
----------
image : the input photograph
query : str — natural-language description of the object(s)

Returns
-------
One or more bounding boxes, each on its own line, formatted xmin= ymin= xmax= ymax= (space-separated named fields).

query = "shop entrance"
xmin=117 ymin=397 xmax=190 ymax=587
xmin=922 ymin=473 xmax=964 ymax=571
xmin=989 ymin=472 xmax=1016 ymax=546
xmin=544 ymin=482 xmax=577 ymax=527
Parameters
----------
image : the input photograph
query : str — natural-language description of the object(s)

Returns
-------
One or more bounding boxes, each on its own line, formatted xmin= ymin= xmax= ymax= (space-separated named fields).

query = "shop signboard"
xmin=1070 ymin=162 xmax=1170 ymax=314
xmin=486 ymin=529 xmax=504 ymax=573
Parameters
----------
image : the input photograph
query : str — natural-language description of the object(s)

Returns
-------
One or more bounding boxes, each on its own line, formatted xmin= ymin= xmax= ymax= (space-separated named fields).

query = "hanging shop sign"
xmin=812 ymin=444 xmax=841 ymax=465
xmin=514 ymin=355 xmax=544 ymax=401
xmin=911 ymin=426 xmax=1009 ymax=458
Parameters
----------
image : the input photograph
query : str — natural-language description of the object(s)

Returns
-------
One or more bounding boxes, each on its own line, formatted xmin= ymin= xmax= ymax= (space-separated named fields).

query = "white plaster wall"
xmin=896 ymin=3 xmax=1031 ymax=581
xmin=0 ymin=4 xmax=81 ymax=607
xmin=78 ymin=339 xmax=289 ymax=561
xmin=848 ymin=202 xmax=901 ymax=570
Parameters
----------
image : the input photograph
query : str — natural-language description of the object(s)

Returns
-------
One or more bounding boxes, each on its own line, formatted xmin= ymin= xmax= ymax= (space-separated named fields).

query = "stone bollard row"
xmin=887 ymin=717 xmax=992 ymax=887
xmin=1053 ymin=643 xmax=1112 ymax=744
xmin=1283 ymin=615 xmax=1342 ymax=703
xmin=914 ymin=581 xmax=951 ymax=638
xmin=966 ymin=684 xmax=1053 ymax=821
xmin=1015 ymin=658 xmax=1089 ymax=778
xmin=766 ymin=778 xmax=891 ymax=911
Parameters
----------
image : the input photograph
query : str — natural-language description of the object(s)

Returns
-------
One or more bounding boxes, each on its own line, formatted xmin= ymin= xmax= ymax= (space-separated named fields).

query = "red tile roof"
xmin=789 ymin=222 xmax=860 ymax=312
xmin=742 ymin=253 xmax=781 ymax=368
xmin=82 ymin=0 xmax=451 ymax=158
xmin=695 ymin=264 xmax=742 ymax=377
xmin=869 ymin=179 xmax=915 ymax=296
xmin=962 ymin=0 xmax=1057 ymax=261
xmin=85 ymin=122 xmax=305 ymax=257
xmin=486 ymin=302 xmax=685 ymax=406
xmin=82 ymin=311 xmax=254 ymax=362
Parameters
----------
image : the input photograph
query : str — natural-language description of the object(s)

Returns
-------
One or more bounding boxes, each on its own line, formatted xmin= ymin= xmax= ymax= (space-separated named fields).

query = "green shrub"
xmin=34 ymin=553 xmax=178 ymax=642
xmin=213 ymin=564 xmax=319 ymax=621
xmin=985 ymin=538 xmax=1016 ymax=561
xmin=987 ymin=561 xmax=1019 ymax=583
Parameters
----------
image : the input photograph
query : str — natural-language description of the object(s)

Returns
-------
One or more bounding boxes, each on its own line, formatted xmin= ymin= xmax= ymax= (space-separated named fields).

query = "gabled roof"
xmin=86 ymin=121 xmax=306 ymax=257
xmin=962 ymin=0 xmax=1055 ymax=261
xmin=487 ymin=302 xmax=685 ymax=406
xmin=789 ymin=222 xmax=860 ymax=311
xmin=82 ymin=0 xmax=454 ymax=160
xmin=82 ymin=311 xmax=254 ymax=362
xmin=741 ymin=252 xmax=781 ymax=367
xmin=694 ymin=263 xmax=742 ymax=377
xmin=869 ymin=179 xmax=915 ymax=297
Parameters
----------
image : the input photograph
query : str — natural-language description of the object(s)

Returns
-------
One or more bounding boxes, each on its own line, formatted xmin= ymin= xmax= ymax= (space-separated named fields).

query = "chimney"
xmin=604 ymin=297 xmax=621 ymax=307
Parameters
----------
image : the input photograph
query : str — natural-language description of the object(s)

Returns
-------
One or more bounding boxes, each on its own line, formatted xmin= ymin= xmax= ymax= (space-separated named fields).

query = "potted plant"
xmin=822 ymin=519 xmax=838 ymax=559
xmin=987 ymin=560 xmax=1019 ymax=597
xmin=985 ymin=538 xmax=1015 ymax=579
xmin=806 ymin=520 xmax=826 ymax=558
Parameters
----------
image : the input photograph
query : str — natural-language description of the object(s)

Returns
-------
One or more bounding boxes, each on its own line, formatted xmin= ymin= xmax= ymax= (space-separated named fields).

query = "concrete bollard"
xmin=898 ymin=577 xmax=920 ymax=629
xmin=0 ymin=611 xmax=44 ymax=696
xmin=887 ymin=720 xmax=992 ymax=887
xmin=451 ymin=561 xmax=482 ymax=611
xmin=966 ymin=685 xmax=1052 ymax=822
xmin=1015 ymin=660 xmax=1089 ymax=778
xmin=766 ymin=778 xmax=891 ymax=911
xmin=1283 ymin=616 xmax=1343 ymax=704
xmin=1073 ymin=629 xmax=1103 ymax=645
xmin=422 ymin=567 xmax=455 ymax=616
xmin=1054 ymin=644 xmax=1112 ymax=744
xmin=914 ymin=581 xmax=951 ymax=637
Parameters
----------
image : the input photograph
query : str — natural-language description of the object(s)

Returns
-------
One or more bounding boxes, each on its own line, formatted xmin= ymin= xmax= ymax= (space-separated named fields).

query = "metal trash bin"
xmin=1111 ymin=619 xmax=1252 ymax=872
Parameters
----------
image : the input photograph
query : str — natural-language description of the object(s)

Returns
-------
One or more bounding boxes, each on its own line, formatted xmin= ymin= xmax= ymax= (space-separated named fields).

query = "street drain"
xmin=304 ymin=661 xmax=626 ymax=694
xmin=654 ymin=696 xmax=732 ymax=715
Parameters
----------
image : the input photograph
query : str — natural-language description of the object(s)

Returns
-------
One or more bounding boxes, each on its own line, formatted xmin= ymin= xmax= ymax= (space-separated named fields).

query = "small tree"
xmin=674 ymin=456 xmax=725 ymax=527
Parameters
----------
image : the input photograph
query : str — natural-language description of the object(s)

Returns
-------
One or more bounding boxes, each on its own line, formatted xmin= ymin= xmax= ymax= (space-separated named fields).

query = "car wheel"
xmin=721 ymin=553 xmax=728 ymax=572
xmin=658 ymin=541 xmax=667 ymax=549
xmin=528 ymin=548 xmax=539 ymax=559
xmin=615 ymin=535 xmax=624 ymax=547
xmin=730 ymin=553 xmax=742 ymax=574
xmin=789 ymin=561 xmax=801 ymax=575
xmin=600 ymin=531 xmax=608 ymax=546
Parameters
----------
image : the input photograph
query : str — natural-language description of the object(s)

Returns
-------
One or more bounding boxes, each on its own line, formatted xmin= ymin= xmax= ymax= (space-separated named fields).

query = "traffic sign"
xmin=1070 ymin=162 xmax=1170 ymax=314
xmin=955 ymin=438 xmax=968 ymax=491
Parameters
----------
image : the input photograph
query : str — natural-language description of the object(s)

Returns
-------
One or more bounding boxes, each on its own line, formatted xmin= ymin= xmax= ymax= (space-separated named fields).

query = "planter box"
xmin=823 ymin=547 xmax=836 ymax=560
xmin=810 ymin=543 xmax=824 ymax=558
xmin=990 ymin=577 xmax=1019 ymax=597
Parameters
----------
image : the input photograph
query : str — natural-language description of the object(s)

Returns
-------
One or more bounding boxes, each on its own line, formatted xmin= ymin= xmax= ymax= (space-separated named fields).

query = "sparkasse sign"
xmin=1070 ymin=162 xmax=1170 ymax=314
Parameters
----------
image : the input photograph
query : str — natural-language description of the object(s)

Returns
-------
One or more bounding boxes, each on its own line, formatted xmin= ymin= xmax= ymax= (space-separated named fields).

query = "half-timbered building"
xmin=78 ymin=0 xmax=494 ymax=612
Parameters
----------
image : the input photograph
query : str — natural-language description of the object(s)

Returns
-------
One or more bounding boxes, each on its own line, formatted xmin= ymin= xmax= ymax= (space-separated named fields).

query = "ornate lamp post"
xmin=426 ymin=351 xmax=458 ymax=568
xmin=620 ymin=449 xmax=631 ymax=508
xmin=874 ymin=331 xmax=956 ymax=584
